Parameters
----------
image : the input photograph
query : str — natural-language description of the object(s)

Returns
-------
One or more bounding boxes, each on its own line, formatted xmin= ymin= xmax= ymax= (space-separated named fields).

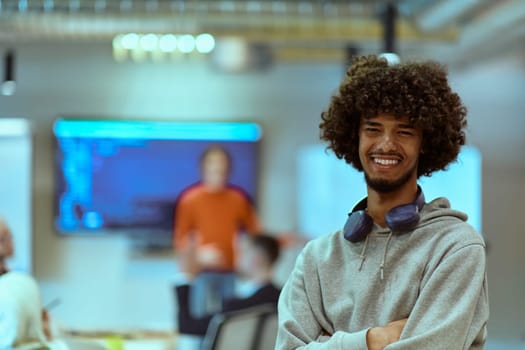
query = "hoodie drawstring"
xmin=380 ymin=232 xmax=393 ymax=280
xmin=358 ymin=234 xmax=370 ymax=271
xmin=357 ymin=231 xmax=393 ymax=280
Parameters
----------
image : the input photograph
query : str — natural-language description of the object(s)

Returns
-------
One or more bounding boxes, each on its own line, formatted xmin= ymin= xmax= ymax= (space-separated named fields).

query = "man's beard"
xmin=364 ymin=163 xmax=417 ymax=194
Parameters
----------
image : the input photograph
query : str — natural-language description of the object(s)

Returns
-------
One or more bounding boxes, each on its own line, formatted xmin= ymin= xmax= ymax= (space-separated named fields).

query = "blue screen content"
xmin=53 ymin=119 xmax=261 ymax=235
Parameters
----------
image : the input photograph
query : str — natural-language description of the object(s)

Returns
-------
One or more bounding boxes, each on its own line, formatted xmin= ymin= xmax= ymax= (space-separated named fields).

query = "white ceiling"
xmin=0 ymin=0 xmax=524 ymax=67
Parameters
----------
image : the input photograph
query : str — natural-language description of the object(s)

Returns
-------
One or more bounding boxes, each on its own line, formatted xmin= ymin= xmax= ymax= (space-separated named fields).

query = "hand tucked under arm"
xmin=366 ymin=318 xmax=407 ymax=350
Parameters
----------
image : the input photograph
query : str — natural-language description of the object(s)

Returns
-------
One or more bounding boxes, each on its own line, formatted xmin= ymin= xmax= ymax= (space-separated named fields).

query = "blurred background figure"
xmin=173 ymin=145 xmax=261 ymax=316
xmin=0 ymin=217 xmax=64 ymax=350
xmin=174 ymin=233 xmax=281 ymax=337
xmin=0 ymin=272 xmax=52 ymax=349
xmin=0 ymin=217 xmax=14 ymax=276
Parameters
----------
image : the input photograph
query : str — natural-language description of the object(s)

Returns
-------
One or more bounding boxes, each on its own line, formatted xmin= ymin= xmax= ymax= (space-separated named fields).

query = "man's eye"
xmin=399 ymin=130 xmax=414 ymax=136
xmin=365 ymin=128 xmax=380 ymax=132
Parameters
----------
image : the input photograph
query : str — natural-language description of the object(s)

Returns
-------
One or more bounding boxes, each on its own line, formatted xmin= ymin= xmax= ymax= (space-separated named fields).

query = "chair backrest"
xmin=201 ymin=304 xmax=277 ymax=350
xmin=255 ymin=312 xmax=278 ymax=350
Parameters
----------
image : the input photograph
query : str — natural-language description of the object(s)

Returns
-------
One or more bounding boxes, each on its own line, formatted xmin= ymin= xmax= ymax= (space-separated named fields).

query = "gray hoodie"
xmin=276 ymin=198 xmax=488 ymax=349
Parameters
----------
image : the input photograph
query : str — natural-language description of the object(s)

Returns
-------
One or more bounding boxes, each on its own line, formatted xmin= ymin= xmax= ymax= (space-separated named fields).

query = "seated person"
xmin=0 ymin=218 xmax=64 ymax=350
xmin=0 ymin=272 xmax=51 ymax=349
xmin=0 ymin=216 xmax=14 ymax=276
xmin=174 ymin=233 xmax=281 ymax=336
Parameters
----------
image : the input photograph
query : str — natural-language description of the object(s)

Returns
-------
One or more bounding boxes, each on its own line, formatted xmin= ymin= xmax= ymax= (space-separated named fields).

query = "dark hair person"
xmin=276 ymin=56 xmax=488 ymax=350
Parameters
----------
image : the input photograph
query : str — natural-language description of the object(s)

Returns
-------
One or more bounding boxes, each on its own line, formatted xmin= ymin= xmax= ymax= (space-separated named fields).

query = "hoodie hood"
xmin=418 ymin=197 xmax=468 ymax=226
xmin=357 ymin=196 xmax=470 ymax=280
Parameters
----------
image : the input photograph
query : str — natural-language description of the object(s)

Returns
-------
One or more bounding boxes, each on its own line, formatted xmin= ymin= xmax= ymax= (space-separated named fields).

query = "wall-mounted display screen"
xmin=53 ymin=119 xmax=262 ymax=246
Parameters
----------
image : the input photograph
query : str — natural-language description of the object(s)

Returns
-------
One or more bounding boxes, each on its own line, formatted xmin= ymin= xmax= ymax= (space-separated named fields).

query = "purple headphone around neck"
xmin=343 ymin=187 xmax=425 ymax=243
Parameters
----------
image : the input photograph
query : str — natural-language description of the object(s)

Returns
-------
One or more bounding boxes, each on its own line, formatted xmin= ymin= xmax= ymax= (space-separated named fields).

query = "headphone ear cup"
xmin=343 ymin=211 xmax=373 ymax=243
xmin=385 ymin=204 xmax=420 ymax=232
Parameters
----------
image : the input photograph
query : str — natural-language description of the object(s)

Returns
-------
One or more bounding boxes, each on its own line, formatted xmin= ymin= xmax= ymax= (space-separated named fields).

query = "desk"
xmin=61 ymin=330 xmax=177 ymax=350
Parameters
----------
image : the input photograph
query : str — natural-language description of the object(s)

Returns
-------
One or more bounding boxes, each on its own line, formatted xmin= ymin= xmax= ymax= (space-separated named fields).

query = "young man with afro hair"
xmin=276 ymin=56 xmax=488 ymax=349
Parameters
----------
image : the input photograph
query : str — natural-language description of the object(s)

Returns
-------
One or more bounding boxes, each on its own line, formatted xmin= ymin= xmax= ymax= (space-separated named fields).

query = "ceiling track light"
xmin=2 ymin=50 xmax=16 ymax=96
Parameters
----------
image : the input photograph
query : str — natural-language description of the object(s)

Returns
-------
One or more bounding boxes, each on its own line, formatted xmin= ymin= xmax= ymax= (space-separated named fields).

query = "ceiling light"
xmin=2 ymin=50 xmax=16 ymax=96
xmin=178 ymin=34 xmax=195 ymax=53
xmin=140 ymin=33 xmax=158 ymax=51
xmin=112 ymin=35 xmax=128 ymax=62
xmin=121 ymin=33 xmax=139 ymax=50
xmin=159 ymin=34 xmax=177 ymax=52
xmin=195 ymin=33 xmax=215 ymax=54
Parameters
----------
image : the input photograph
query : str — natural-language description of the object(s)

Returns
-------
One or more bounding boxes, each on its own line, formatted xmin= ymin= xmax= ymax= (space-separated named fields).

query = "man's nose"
xmin=377 ymin=133 xmax=397 ymax=151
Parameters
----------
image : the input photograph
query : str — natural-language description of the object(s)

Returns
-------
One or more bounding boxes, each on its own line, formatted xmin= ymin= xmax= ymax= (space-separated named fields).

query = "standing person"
xmin=174 ymin=234 xmax=281 ymax=336
xmin=276 ymin=56 xmax=489 ymax=349
xmin=173 ymin=145 xmax=261 ymax=316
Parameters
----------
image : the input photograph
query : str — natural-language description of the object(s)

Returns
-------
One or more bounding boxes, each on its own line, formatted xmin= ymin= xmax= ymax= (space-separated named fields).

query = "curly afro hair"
xmin=320 ymin=55 xmax=467 ymax=177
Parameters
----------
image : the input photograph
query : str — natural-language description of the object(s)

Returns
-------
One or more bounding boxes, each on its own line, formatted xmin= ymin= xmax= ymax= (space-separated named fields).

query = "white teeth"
xmin=374 ymin=158 xmax=399 ymax=165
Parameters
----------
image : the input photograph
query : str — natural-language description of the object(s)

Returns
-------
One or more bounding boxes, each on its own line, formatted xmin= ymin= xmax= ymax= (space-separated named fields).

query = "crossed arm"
xmin=276 ymin=242 xmax=488 ymax=350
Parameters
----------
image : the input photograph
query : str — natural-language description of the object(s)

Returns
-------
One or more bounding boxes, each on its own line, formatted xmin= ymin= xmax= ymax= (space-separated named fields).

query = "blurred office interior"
xmin=0 ymin=0 xmax=524 ymax=349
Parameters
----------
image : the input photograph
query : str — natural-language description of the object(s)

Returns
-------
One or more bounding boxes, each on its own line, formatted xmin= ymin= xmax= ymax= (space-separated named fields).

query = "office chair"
xmin=201 ymin=304 xmax=277 ymax=350
xmin=255 ymin=311 xmax=278 ymax=350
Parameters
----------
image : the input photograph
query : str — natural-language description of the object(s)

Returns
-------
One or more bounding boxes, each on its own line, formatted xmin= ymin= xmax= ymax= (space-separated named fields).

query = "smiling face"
xmin=358 ymin=114 xmax=423 ymax=194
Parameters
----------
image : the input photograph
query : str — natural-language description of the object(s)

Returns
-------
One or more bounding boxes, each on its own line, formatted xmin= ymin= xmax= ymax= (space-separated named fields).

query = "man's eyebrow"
xmin=363 ymin=120 xmax=415 ymax=129
xmin=398 ymin=122 xmax=416 ymax=129
xmin=363 ymin=120 xmax=381 ymax=126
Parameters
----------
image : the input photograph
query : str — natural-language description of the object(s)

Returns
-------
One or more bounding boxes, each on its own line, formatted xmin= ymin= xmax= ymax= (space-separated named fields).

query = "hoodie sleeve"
xmin=386 ymin=240 xmax=489 ymax=350
xmin=275 ymin=248 xmax=370 ymax=350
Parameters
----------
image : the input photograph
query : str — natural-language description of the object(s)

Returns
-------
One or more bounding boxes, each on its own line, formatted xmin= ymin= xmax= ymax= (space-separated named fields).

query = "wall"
xmin=0 ymin=42 xmax=343 ymax=330
xmin=0 ymin=42 xmax=523 ymax=344
xmin=451 ymin=57 xmax=525 ymax=344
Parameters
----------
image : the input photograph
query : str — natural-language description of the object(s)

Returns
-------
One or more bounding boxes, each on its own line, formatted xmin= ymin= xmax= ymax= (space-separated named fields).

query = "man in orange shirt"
xmin=173 ymin=145 xmax=261 ymax=316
